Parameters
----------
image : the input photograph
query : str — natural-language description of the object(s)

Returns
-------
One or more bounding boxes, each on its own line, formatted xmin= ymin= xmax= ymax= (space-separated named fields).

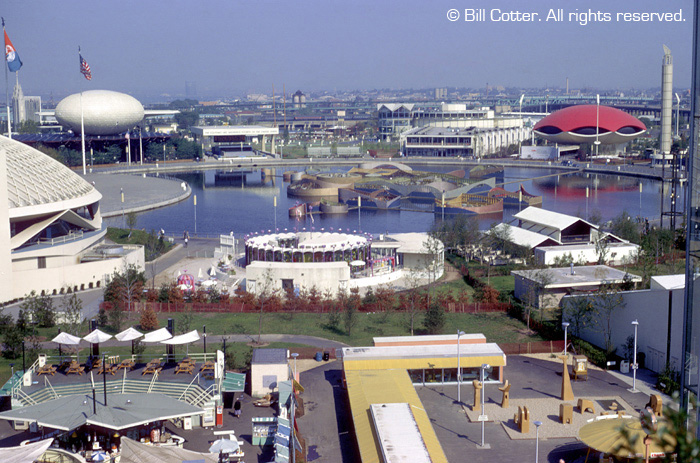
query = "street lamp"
xmin=477 ymin=363 xmax=491 ymax=450
xmin=595 ymin=94 xmax=601 ymax=160
xmin=519 ymin=94 xmax=525 ymax=157
xmin=534 ymin=420 xmax=543 ymax=463
xmin=457 ymin=331 xmax=465 ymax=404
xmin=675 ymin=93 xmax=681 ymax=138
xmin=562 ymin=322 xmax=570 ymax=355
xmin=291 ymin=353 xmax=299 ymax=382
xmin=629 ymin=320 xmax=640 ymax=393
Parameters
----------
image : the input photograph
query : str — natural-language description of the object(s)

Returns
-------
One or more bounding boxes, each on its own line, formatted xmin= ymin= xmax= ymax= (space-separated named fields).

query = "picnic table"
xmin=37 ymin=364 xmax=57 ymax=376
xmin=200 ymin=361 xmax=216 ymax=373
xmin=117 ymin=359 xmax=135 ymax=371
xmin=175 ymin=359 xmax=196 ymax=375
xmin=97 ymin=363 xmax=117 ymax=375
xmin=66 ymin=362 xmax=85 ymax=376
xmin=142 ymin=359 xmax=162 ymax=376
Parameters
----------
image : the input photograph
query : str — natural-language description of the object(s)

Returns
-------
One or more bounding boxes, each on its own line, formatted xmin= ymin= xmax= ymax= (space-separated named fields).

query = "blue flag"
xmin=4 ymin=29 xmax=22 ymax=72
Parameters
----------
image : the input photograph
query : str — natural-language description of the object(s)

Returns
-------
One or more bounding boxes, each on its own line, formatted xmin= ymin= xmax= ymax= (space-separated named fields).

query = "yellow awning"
xmin=345 ymin=369 xmax=448 ymax=463
xmin=344 ymin=354 xmax=506 ymax=371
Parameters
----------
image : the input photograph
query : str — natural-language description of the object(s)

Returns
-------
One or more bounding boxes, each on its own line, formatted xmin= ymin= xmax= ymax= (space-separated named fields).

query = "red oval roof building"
xmin=533 ymin=105 xmax=646 ymax=144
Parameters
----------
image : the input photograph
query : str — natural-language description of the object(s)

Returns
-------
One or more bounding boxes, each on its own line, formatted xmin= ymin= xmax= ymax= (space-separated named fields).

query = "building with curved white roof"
xmin=0 ymin=136 xmax=143 ymax=303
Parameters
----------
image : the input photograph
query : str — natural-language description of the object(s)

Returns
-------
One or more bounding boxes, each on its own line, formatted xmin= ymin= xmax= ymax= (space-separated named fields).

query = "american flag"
xmin=79 ymin=50 xmax=91 ymax=80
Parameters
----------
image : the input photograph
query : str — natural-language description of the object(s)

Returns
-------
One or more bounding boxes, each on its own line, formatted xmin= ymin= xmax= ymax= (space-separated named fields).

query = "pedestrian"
xmin=184 ymin=237 xmax=188 ymax=248
xmin=233 ymin=399 xmax=241 ymax=418
xmin=183 ymin=230 xmax=187 ymax=240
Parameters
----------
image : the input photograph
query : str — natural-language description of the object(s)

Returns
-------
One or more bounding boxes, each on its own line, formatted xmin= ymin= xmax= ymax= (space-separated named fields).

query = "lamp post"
xmin=519 ymin=94 xmax=524 ymax=157
xmin=457 ymin=330 xmax=465 ymax=404
xmin=291 ymin=352 xmax=299 ymax=382
xmin=594 ymin=94 xmax=601 ymax=161
xmin=629 ymin=320 xmax=640 ymax=393
xmin=562 ymin=322 xmax=570 ymax=355
xmin=675 ymin=93 xmax=681 ymax=138
xmin=203 ymin=325 xmax=207 ymax=356
xmin=534 ymin=420 xmax=543 ymax=463
xmin=477 ymin=363 xmax=491 ymax=449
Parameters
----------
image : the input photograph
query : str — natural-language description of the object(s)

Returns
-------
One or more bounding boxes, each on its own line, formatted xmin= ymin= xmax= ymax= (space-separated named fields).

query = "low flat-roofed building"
xmin=250 ymin=348 xmax=289 ymax=397
xmin=373 ymin=333 xmax=486 ymax=347
xmin=513 ymin=265 xmax=642 ymax=309
xmin=400 ymin=125 xmax=526 ymax=158
xmin=345 ymin=369 xmax=448 ymax=463
xmin=191 ymin=125 xmax=279 ymax=153
xmin=341 ymin=342 xmax=506 ymax=384
xmin=534 ymin=241 xmax=640 ymax=266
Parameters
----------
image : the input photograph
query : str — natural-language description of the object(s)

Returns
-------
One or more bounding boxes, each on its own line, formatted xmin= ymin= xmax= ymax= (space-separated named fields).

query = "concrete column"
xmin=262 ymin=135 xmax=267 ymax=153
xmin=0 ymin=146 xmax=14 ymax=303
xmin=271 ymin=135 xmax=276 ymax=154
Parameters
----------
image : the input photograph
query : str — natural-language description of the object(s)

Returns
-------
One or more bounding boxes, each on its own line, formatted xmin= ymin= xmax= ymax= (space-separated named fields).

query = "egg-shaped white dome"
xmin=55 ymin=90 xmax=145 ymax=135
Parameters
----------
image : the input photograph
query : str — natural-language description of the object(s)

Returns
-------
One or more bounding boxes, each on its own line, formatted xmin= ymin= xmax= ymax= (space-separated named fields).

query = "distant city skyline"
xmin=1 ymin=0 xmax=693 ymax=102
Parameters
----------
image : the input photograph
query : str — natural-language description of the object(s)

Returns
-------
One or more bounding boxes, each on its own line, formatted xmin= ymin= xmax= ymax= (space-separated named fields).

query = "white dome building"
xmin=54 ymin=90 xmax=145 ymax=135
xmin=0 ymin=136 xmax=143 ymax=303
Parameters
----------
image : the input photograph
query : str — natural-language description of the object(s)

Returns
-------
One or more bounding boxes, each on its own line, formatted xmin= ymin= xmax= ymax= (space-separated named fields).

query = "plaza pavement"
xmin=295 ymin=354 xmax=671 ymax=463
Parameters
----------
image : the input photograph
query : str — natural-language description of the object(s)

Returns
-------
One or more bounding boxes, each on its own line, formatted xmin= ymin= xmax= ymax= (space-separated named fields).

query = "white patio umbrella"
xmin=209 ymin=438 xmax=240 ymax=454
xmin=143 ymin=327 xmax=173 ymax=343
xmin=197 ymin=268 xmax=204 ymax=279
xmin=83 ymin=329 xmax=112 ymax=358
xmin=209 ymin=266 xmax=217 ymax=277
xmin=201 ymin=279 xmax=216 ymax=287
xmin=115 ymin=327 xmax=144 ymax=355
xmin=162 ymin=330 xmax=200 ymax=355
xmin=51 ymin=332 xmax=81 ymax=361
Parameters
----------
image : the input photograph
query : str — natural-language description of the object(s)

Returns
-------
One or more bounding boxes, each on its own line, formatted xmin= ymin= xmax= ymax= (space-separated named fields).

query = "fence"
xmin=446 ymin=302 xmax=510 ymax=313
xmin=498 ymin=340 xmax=565 ymax=355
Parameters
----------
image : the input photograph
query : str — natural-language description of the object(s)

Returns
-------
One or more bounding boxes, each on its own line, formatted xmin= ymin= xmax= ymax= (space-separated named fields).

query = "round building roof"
xmin=533 ymin=105 xmax=646 ymax=144
xmin=55 ymin=90 xmax=144 ymax=135
xmin=2 ymin=135 xmax=101 ymax=218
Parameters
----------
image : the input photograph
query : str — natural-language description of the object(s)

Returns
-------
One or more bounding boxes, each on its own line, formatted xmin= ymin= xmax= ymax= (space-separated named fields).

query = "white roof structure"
xmin=492 ymin=223 xmax=561 ymax=249
xmin=370 ymin=403 xmax=431 ymax=463
xmin=0 ymin=438 xmax=54 ymax=463
xmin=512 ymin=265 xmax=641 ymax=289
xmin=115 ymin=327 xmax=144 ymax=342
xmin=650 ymin=274 xmax=685 ymax=290
xmin=161 ymin=330 xmax=200 ymax=345
xmin=341 ymin=342 xmax=505 ymax=362
xmin=190 ymin=125 xmax=279 ymax=137
xmin=376 ymin=232 xmax=444 ymax=254
xmin=377 ymin=103 xmax=415 ymax=112
xmin=143 ymin=327 xmax=173 ymax=343
xmin=3 ymin=135 xmax=100 ymax=217
xmin=52 ymin=332 xmax=82 ymax=346
xmin=513 ymin=206 xmax=597 ymax=235
xmin=83 ymin=329 xmax=112 ymax=344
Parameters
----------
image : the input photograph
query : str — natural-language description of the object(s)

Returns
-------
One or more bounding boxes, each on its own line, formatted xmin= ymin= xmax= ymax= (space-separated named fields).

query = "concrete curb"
xmin=102 ymin=185 xmax=191 ymax=218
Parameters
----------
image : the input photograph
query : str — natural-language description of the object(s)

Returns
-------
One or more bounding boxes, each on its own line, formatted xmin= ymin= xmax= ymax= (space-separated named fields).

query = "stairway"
xmin=19 ymin=378 xmax=213 ymax=407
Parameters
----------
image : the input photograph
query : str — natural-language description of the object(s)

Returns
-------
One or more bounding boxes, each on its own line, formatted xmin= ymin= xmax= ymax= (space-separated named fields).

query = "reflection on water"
xmin=105 ymin=165 xmax=682 ymax=236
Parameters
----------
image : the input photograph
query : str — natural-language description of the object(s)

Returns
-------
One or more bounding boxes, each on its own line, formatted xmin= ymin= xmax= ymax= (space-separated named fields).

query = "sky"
xmin=1 ymin=0 xmax=694 ymax=102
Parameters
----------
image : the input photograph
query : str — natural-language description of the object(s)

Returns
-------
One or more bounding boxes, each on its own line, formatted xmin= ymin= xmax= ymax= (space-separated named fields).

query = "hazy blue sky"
xmin=2 ymin=0 xmax=693 ymax=101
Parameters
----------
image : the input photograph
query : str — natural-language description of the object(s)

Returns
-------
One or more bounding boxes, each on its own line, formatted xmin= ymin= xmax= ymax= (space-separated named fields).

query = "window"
xmin=38 ymin=257 xmax=46 ymax=269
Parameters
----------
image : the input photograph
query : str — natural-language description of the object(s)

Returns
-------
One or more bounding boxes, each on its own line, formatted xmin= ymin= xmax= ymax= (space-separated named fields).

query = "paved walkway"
xmin=84 ymin=172 xmax=191 ymax=217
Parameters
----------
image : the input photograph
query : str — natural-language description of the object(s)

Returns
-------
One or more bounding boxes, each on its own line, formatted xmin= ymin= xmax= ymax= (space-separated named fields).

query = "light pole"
xmin=457 ymin=330 xmax=465 ymax=404
xmin=291 ymin=352 xmax=299 ymax=381
xmin=594 ymin=94 xmax=601 ymax=161
xmin=193 ymin=194 xmax=197 ymax=236
xmin=477 ymin=363 xmax=491 ymax=449
xmin=534 ymin=420 xmax=543 ymax=463
xmin=519 ymin=94 xmax=524 ymax=157
xmin=675 ymin=93 xmax=681 ymax=138
xmin=562 ymin=322 xmax=570 ymax=356
xmin=629 ymin=320 xmax=640 ymax=393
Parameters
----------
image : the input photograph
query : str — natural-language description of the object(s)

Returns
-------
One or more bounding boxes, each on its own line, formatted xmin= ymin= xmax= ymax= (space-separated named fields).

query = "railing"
xmin=14 ymin=388 xmax=37 ymax=406
xmin=178 ymin=373 xmax=201 ymax=401
xmin=37 ymin=230 xmax=84 ymax=246
xmin=43 ymin=376 xmax=59 ymax=400
xmin=147 ymin=370 xmax=159 ymax=393
xmin=189 ymin=383 xmax=217 ymax=408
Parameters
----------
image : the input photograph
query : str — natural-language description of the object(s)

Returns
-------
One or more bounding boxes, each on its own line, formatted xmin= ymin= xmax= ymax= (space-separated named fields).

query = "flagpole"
xmin=80 ymin=90 xmax=86 ymax=175
xmin=3 ymin=20 xmax=11 ymax=139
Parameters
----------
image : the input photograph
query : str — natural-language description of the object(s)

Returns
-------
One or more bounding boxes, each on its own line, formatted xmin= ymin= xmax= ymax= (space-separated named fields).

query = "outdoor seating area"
xmin=142 ymin=359 xmax=164 ymax=376
xmin=175 ymin=358 xmax=196 ymax=375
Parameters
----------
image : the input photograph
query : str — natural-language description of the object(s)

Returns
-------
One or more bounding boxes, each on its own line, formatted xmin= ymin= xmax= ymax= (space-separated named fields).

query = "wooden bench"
xmin=578 ymin=398 xmax=595 ymax=414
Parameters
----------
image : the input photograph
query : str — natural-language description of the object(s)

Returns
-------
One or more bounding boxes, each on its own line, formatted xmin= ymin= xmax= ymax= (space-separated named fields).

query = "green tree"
xmin=423 ymin=303 xmax=445 ymax=335
xmin=564 ymin=294 xmax=595 ymax=338
xmin=254 ymin=270 xmax=277 ymax=344
xmin=610 ymin=210 xmax=640 ymax=243
xmin=344 ymin=288 xmax=361 ymax=336
xmin=20 ymin=290 xmax=55 ymax=328
xmin=104 ymin=265 xmax=146 ymax=312
xmin=590 ymin=271 xmax=626 ymax=355
xmin=2 ymin=325 xmax=24 ymax=359
xmin=174 ymin=110 xmax=200 ymax=131
xmin=126 ymin=212 xmax=138 ymax=231
xmin=59 ymin=293 xmax=84 ymax=336
xmin=140 ymin=306 xmax=159 ymax=331
xmin=16 ymin=120 xmax=40 ymax=134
